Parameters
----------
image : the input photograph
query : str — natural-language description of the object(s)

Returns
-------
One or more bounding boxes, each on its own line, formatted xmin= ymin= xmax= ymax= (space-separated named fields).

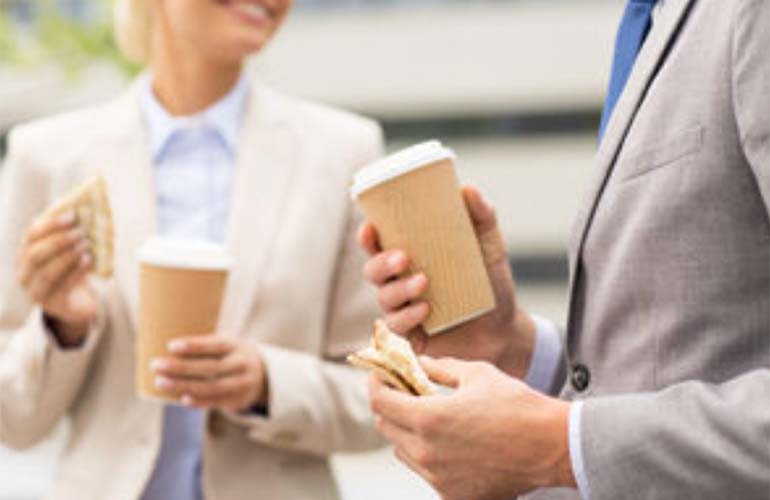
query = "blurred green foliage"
xmin=0 ymin=0 xmax=140 ymax=75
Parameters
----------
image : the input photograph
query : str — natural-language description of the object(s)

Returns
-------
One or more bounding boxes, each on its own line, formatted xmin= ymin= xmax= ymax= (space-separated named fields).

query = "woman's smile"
xmin=219 ymin=0 xmax=275 ymax=28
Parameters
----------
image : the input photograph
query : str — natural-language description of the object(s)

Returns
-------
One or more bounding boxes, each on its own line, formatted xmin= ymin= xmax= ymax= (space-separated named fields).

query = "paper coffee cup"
xmin=136 ymin=238 xmax=233 ymax=402
xmin=351 ymin=140 xmax=495 ymax=335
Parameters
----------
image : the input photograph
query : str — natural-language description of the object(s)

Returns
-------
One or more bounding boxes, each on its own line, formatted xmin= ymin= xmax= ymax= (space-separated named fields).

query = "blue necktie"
xmin=599 ymin=0 xmax=660 ymax=140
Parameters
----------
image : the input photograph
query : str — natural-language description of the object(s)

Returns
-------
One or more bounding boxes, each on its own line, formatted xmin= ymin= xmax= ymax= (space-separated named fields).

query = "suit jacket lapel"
xmin=217 ymin=84 xmax=298 ymax=335
xmin=99 ymin=83 xmax=158 ymax=333
xmin=97 ymin=81 xmax=297 ymax=336
xmin=566 ymin=0 xmax=696 ymax=326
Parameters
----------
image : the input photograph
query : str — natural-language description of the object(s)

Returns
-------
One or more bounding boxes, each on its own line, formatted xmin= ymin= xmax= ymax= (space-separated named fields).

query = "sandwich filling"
xmin=348 ymin=320 xmax=437 ymax=396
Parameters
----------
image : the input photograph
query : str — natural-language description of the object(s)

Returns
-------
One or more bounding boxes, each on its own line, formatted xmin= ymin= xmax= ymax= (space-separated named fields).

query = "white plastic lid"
xmin=138 ymin=238 xmax=234 ymax=270
xmin=350 ymin=140 xmax=455 ymax=199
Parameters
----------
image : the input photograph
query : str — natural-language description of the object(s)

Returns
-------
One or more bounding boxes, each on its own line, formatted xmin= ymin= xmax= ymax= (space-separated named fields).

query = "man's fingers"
xmin=385 ymin=301 xmax=430 ymax=335
xmin=26 ymin=210 xmax=77 ymax=245
xmin=378 ymin=273 xmax=427 ymax=312
xmin=363 ymin=249 xmax=409 ymax=287
xmin=151 ymin=355 xmax=246 ymax=379
xmin=419 ymin=356 xmax=464 ymax=388
xmin=378 ymin=417 xmax=428 ymax=467
xmin=369 ymin=374 xmax=424 ymax=431
xmin=356 ymin=222 xmax=382 ymax=256
xmin=393 ymin=446 xmax=439 ymax=489
xmin=167 ymin=336 xmax=236 ymax=357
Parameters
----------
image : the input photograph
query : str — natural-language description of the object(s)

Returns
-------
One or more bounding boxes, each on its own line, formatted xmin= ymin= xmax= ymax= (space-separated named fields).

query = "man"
xmin=358 ymin=0 xmax=770 ymax=498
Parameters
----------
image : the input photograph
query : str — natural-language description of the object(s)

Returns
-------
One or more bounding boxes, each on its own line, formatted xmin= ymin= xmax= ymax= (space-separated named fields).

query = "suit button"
xmin=207 ymin=411 xmax=227 ymax=437
xmin=271 ymin=430 xmax=299 ymax=446
xmin=570 ymin=364 xmax=591 ymax=392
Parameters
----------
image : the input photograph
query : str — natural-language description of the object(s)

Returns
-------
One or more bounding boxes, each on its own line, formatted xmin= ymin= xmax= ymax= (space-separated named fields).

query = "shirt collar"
xmin=140 ymin=73 xmax=248 ymax=160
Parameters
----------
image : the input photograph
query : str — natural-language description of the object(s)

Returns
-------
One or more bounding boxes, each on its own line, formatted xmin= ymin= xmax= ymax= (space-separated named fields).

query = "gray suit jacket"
xmin=527 ymin=0 xmax=770 ymax=498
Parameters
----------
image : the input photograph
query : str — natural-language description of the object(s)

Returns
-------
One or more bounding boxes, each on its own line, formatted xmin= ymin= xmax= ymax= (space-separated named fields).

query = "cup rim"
xmin=350 ymin=140 xmax=455 ymax=199
xmin=138 ymin=237 xmax=234 ymax=271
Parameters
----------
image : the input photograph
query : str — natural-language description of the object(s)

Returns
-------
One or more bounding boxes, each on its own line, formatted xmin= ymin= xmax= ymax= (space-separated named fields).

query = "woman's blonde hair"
xmin=113 ymin=0 xmax=152 ymax=64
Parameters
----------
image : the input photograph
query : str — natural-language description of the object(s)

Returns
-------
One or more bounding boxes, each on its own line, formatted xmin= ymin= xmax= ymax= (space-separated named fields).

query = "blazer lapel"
xmin=566 ymin=0 xmax=696 ymax=306
xmin=99 ymin=85 xmax=158 ymax=332
xmin=217 ymin=85 xmax=299 ymax=336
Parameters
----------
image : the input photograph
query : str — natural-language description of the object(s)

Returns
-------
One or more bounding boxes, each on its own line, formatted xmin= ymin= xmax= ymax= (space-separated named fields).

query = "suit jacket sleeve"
xmin=0 ymin=128 xmax=106 ymax=450
xmin=224 ymin=122 xmax=385 ymax=455
xmin=579 ymin=2 xmax=769 ymax=498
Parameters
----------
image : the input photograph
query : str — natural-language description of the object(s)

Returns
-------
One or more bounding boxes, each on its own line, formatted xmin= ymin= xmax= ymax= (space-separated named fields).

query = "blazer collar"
xmin=565 ymin=0 xmax=696 ymax=329
xmin=138 ymin=73 xmax=249 ymax=162
xmin=99 ymin=77 xmax=297 ymax=336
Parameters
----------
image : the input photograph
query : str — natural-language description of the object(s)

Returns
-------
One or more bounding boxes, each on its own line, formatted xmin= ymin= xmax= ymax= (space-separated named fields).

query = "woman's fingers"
xmin=19 ymin=226 xmax=86 ymax=286
xmin=154 ymin=372 xmax=252 ymax=400
xmin=363 ymin=249 xmax=410 ymax=286
xmin=151 ymin=354 xmax=247 ymax=379
xmin=167 ymin=336 xmax=237 ymax=357
xmin=26 ymin=244 xmax=89 ymax=303
xmin=25 ymin=211 xmax=77 ymax=246
xmin=378 ymin=273 xmax=428 ymax=312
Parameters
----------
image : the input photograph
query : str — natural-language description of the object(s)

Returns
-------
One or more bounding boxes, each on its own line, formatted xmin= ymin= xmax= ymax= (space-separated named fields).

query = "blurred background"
xmin=0 ymin=0 xmax=621 ymax=498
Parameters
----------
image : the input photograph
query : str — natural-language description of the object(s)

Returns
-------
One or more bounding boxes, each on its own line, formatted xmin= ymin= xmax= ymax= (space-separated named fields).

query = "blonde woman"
xmin=0 ymin=1 xmax=383 ymax=499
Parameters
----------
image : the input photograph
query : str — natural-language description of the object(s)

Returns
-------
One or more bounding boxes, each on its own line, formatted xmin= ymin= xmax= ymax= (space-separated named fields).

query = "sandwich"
xmin=348 ymin=319 xmax=437 ymax=396
xmin=43 ymin=176 xmax=114 ymax=278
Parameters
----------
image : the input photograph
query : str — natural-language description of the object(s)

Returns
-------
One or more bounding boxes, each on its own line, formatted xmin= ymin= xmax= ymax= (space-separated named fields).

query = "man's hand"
xmin=370 ymin=357 xmax=576 ymax=500
xmin=151 ymin=336 xmax=268 ymax=412
xmin=358 ymin=185 xmax=536 ymax=378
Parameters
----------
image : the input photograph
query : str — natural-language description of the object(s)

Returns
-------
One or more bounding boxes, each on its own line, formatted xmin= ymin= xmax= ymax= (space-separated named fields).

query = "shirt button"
xmin=570 ymin=364 xmax=591 ymax=392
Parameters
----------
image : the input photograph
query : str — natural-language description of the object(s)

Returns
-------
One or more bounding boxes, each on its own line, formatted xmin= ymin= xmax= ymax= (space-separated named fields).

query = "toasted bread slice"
xmin=347 ymin=320 xmax=437 ymax=396
xmin=43 ymin=176 xmax=114 ymax=278
xmin=348 ymin=350 xmax=415 ymax=394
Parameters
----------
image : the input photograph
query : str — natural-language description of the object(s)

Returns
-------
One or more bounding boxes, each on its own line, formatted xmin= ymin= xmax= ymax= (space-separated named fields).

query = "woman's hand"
xmin=17 ymin=211 xmax=97 ymax=345
xmin=357 ymin=185 xmax=536 ymax=379
xmin=151 ymin=336 xmax=268 ymax=412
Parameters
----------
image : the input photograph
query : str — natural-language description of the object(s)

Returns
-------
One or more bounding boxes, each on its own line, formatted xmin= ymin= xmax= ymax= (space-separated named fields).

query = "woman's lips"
xmin=226 ymin=1 xmax=272 ymax=27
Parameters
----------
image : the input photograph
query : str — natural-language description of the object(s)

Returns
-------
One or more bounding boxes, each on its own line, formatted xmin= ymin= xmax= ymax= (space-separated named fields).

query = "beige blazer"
xmin=525 ymin=0 xmax=769 ymax=498
xmin=0 ymin=78 xmax=385 ymax=500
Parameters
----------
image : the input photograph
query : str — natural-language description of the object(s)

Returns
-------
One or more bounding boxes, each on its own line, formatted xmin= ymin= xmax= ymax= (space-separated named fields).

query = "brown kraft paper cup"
xmin=352 ymin=140 xmax=495 ymax=335
xmin=137 ymin=238 xmax=233 ymax=403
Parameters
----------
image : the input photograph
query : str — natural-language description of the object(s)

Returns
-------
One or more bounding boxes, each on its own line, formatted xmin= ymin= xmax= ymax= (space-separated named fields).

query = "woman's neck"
xmin=149 ymin=36 xmax=242 ymax=116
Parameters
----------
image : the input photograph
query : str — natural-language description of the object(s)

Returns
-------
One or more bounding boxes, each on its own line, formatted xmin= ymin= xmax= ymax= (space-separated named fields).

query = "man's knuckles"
xmin=413 ymin=409 xmax=447 ymax=437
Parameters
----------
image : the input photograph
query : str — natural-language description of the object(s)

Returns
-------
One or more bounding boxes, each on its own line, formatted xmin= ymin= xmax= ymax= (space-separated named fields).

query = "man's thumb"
xmin=419 ymin=356 xmax=468 ymax=388
xmin=461 ymin=185 xmax=507 ymax=265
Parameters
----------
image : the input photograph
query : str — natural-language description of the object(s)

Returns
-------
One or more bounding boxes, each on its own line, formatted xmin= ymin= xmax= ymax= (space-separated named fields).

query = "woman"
xmin=0 ymin=1 xmax=383 ymax=499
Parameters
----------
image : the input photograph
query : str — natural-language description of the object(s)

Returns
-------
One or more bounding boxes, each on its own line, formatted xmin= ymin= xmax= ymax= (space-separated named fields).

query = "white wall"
xmin=252 ymin=1 xmax=620 ymax=117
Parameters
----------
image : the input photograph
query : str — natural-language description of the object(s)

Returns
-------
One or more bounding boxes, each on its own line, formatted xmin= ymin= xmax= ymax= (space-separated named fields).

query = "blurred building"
xmin=0 ymin=1 xmax=622 ymax=499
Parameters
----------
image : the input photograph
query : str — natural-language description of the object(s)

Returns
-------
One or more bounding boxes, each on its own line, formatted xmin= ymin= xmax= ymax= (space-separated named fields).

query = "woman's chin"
xmin=203 ymin=37 xmax=270 ymax=64
xmin=236 ymin=34 xmax=274 ymax=57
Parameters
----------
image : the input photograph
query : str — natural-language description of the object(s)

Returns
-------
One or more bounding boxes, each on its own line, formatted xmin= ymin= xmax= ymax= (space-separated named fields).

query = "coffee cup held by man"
xmin=0 ymin=0 xmax=386 ymax=498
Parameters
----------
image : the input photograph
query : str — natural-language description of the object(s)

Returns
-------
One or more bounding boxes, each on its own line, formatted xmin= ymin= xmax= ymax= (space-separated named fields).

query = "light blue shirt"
xmin=138 ymin=74 xmax=247 ymax=500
